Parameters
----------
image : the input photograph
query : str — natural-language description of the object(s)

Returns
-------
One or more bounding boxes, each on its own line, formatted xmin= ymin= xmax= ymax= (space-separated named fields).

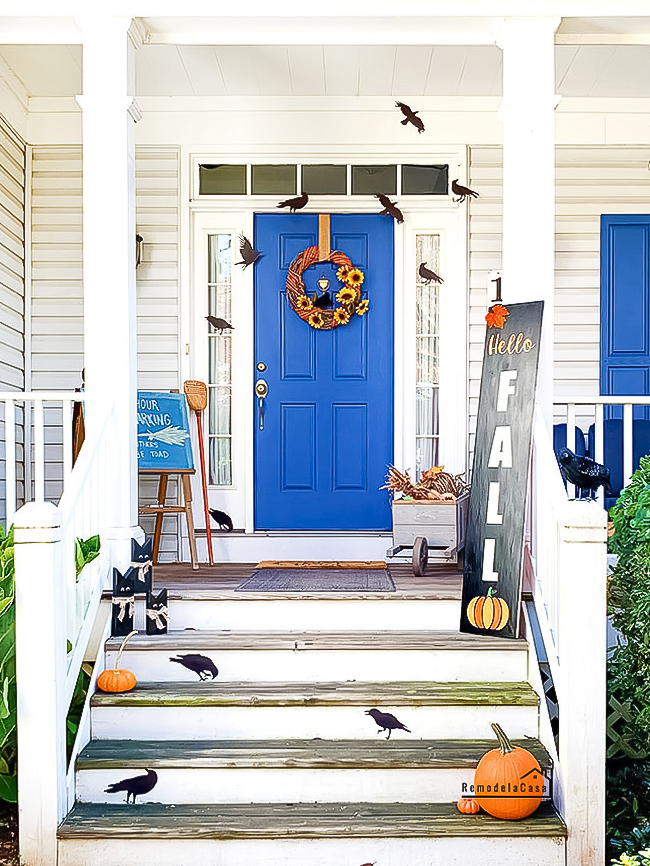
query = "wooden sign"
xmin=460 ymin=301 xmax=544 ymax=639
xmin=137 ymin=391 xmax=194 ymax=471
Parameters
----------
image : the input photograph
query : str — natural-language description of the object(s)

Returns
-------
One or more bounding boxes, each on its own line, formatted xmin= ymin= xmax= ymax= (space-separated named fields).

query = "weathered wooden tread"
xmin=105 ymin=629 xmax=528 ymax=652
xmin=77 ymin=737 xmax=552 ymax=770
xmin=58 ymin=801 xmax=566 ymax=839
xmin=91 ymin=680 xmax=539 ymax=708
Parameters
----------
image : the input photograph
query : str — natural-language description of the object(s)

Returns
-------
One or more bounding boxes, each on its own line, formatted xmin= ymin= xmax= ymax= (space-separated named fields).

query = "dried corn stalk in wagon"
xmin=381 ymin=465 xmax=468 ymax=501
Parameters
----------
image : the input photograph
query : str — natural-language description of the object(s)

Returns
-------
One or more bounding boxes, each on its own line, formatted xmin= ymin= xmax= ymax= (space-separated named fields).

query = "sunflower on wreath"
xmin=286 ymin=246 xmax=370 ymax=330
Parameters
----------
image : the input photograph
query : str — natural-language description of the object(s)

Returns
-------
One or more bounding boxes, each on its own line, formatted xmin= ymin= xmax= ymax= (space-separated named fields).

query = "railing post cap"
xmin=13 ymin=501 xmax=62 ymax=541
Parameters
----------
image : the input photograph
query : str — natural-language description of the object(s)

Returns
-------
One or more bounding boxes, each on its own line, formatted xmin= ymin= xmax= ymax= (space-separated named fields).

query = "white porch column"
xmin=497 ymin=18 xmax=560 ymax=428
xmin=77 ymin=17 xmax=139 ymax=560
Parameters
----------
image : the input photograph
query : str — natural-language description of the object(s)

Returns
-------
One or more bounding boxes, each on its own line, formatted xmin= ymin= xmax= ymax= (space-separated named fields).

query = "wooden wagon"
xmin=386 ymin=493 xmax=469 ymax=575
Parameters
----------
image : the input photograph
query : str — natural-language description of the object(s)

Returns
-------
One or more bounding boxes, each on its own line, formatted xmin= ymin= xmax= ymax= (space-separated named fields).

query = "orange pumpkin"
xmin=96 ymin=630 xmax=137 ymax=693
xmin=474 ymin=723 xmax=543 ymax=820
xmin=466 ymin=587 xmax=509 ymax=631
xmin=457 ymin=797 xmax=480 ymax=814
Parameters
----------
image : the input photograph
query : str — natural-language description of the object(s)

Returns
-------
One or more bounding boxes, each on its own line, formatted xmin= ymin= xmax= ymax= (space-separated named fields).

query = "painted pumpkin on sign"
xmin=96 ymin=630 xmax=138 ymax=693
xmin=457 ymin=797 xmax=480 ymax=814
xmin=466 ymin=587 xmax=509 ymax=630
xmin=474 ymin=723 xmax=543 ymax=820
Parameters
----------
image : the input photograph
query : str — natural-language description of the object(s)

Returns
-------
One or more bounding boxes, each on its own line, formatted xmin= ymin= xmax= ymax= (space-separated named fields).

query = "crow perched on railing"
xmin=557 ymin=448 xmax=614 ymax=499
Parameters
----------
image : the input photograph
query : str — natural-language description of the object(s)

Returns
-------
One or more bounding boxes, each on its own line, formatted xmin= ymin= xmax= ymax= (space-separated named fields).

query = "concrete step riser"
xmin=76 ymin=765 xmax=550 ymax=805
xmin=91 ymin=704 xmax=538 ymax=741
xmin=105 ymin=648 xmax=528 ymax=683
xmin=58 ymin=835 xmax=565 ymax=866
xmin=155 ymin=598 xmax=461 ymax=631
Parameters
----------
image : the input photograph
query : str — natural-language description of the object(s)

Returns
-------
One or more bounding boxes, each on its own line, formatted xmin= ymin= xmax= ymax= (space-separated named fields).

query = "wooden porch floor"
xmin=151 ymin=562 xmax=462 ymax=601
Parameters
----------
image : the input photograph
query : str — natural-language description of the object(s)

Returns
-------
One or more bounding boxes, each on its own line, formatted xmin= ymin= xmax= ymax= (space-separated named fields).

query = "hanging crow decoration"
xmin=375 ymin=193 xmax=404 ymax=224
xmin=451 ymin=179 xmax=479 ymax=203
xmin=395 ymin=101 xmax=425 ymax=133
xmin=419 ymin=262 xmax=443 ymax=284
xmin=235 ymin=234 xmax=262 ymax=269
xmin=277 ymin=191 xmax=309 ymax=212
xmin=557 ymin=448 xmax=614 ymax=499
xmin=105 ymin=769 xmax=158 ymax=804
xmin=206 ymin=316 xmax=234 ymax=334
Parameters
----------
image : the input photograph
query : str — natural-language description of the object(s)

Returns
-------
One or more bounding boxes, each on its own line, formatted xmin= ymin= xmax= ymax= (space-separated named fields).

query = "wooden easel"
xmin=138 ymin=468 xmax=199 ymax=570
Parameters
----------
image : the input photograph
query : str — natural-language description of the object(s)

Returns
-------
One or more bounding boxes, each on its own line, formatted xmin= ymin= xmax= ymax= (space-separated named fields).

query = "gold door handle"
xmin=255 ymin=379 xmax=268 ymax=430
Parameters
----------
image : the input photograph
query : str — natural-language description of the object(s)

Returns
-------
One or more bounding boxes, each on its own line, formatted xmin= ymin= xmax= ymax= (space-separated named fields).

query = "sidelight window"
xmin=207 ymin=234 xmax=233 ymax=486
xmin=415 ymin=234 xmax=441 ymax=478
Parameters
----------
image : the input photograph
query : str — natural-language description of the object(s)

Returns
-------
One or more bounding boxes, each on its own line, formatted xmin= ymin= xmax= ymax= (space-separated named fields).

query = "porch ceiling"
xmin=4 ymin=16 xmax=650 ymax=98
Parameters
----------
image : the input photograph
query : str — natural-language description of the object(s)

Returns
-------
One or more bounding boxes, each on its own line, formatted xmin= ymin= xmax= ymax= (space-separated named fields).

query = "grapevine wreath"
xmin=285 ymin=246 xmax=369 ymax=330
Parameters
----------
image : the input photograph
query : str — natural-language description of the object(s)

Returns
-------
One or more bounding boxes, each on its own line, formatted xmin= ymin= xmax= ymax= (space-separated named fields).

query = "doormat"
xmin=256 ymin=560 xmax=387 ymax=570
xmin=236 ymin=568 xmax=396 ymax=593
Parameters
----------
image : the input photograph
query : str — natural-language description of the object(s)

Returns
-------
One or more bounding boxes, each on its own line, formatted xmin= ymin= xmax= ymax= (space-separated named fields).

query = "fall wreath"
xmin=286 ymin=246 xmax=369 ymax=330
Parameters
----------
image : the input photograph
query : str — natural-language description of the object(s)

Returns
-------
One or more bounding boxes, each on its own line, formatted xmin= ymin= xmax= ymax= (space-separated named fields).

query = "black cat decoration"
xmin=146 ymin=588 xmax=168 ymax=635
xmin=131 ymin=537 xmax=153 ymax=593
xmin=112 ymin=568 xmax=135 ymax=637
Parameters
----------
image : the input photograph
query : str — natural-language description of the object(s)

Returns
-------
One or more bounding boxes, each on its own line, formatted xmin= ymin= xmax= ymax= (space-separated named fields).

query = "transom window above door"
xmin=197 ymin=163 xmax=449 ymax=197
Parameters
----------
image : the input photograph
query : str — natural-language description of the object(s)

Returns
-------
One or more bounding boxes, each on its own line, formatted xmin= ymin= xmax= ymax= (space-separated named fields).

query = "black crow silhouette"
xmin=235 ymin=234 xmax=262 ymax=269
xmin=419 ymin=262 xmax=443 ymax=285
xmin=277 ymin=191 xmax=309 ymax=212
xmin=395 ymin=101 xmax=425 ymax=133
xmin=451 ymin=179 xmax=479 ymax=203
xmin=365 ymin=708 xmax=411 ymax=740
xmin=105 ymin=769 xmax=158 ymax=804
xmin=206 ymin=316 xmax=234 ymax=334
xmin=312 ymin=291 xmax=333 ymax=309
xmin=557 ymin=448 xmax=614 ymax=499
xmin=208 ymin=508 xmax=233 ymax=531
xmin=170 ymin=654 xmax=219 ymax=681
xmin=375 ymin=193 xmax=404 ymax=224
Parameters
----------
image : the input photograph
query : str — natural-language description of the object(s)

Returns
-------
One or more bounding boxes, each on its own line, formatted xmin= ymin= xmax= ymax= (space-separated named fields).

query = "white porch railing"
xmin=13 ymin=401 xmax=118 ymax=866
xmin=0 ymin=391 xmax=86 ymax=528
xmin=529 ymin=411 xmax=607 ymax=866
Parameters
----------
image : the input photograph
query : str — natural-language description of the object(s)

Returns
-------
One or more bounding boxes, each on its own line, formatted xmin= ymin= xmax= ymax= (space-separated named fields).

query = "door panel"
xmin=254 ymin=213 xmax=393 ymax=531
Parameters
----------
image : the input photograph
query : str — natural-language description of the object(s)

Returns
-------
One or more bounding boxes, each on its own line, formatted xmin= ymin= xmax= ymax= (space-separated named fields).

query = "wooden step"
xmin=105 ymin=629 xmax=529 ymax=683
xmin=76 ymin=737 xmax=552 ymax=805
xmin=90 ymin=681 xmax=539 ymax=741
xmin=78 ymin=737 xmax=553 ymax=770
xmin=59 ymin=801 xmax=566 ymax=840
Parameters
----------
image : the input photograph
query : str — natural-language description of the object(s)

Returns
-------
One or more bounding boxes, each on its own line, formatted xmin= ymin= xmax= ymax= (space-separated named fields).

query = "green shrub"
xmin=608 ymin=456 xmax=650 ymax=861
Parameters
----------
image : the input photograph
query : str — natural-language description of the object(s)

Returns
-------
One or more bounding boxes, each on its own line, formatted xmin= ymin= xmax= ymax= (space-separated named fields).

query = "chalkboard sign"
xmin=460 ymin=301 xmax=544 ymax=640
xmin=137 ymin=391 xmax=194 ymax=471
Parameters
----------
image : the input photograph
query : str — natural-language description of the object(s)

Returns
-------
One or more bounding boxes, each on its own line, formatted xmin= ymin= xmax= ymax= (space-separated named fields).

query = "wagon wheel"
xmin=412 ymin=536 xmax=429 ymax=576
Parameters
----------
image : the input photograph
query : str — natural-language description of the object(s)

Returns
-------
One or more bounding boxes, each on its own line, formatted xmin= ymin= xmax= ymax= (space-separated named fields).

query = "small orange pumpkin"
xmin=457 ymin=797 xmax=480 ymax=814
xmin=474 ymin=723 xmax=543 ymax=820
xmin=96 ymin=630 xmax=138 ymax=693
xmin=466 ymin=587 xmax=509 ymax=631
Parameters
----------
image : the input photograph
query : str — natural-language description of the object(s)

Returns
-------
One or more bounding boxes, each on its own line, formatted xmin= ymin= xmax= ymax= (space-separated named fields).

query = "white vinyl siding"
xmin=466 ymin=145 xmax=642 ymax=455
xmin=29 ymin=146 xmax=181 ymax=557
xmin=135 ymin=148 xmax=181 ymax=561
xmin=0 ymin=117 xmax=25 ymax=528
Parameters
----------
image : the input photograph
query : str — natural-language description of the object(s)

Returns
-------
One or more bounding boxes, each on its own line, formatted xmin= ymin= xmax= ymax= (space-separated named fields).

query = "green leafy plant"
xmin=608 ymin=456 xmax=650 ymax=861
xmin=0 ymin=526 xmax=16 ymax=803
xmin=75 ymin=535 xmax=100 ymax=580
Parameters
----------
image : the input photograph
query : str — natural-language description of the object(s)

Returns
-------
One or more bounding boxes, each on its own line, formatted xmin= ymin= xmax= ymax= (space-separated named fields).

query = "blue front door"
xmin=254 ymin=213 xmax=394 ymax=530
xmin=600 ymin=214 xmax=650 ymax=504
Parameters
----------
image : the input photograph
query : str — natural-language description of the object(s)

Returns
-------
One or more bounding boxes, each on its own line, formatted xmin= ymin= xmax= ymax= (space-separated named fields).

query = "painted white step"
xmin=76 ymin=738 xmax=552 ymax=805
xmin=105 ymin=630 xmax=529 ymax=683
xmin=153 ymin=596 xmax=461 ymax=631
xmin=91 ymin=681 xmax=540 ymax=741
xmin=58 ymin=802 xmax=566 ymax=866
